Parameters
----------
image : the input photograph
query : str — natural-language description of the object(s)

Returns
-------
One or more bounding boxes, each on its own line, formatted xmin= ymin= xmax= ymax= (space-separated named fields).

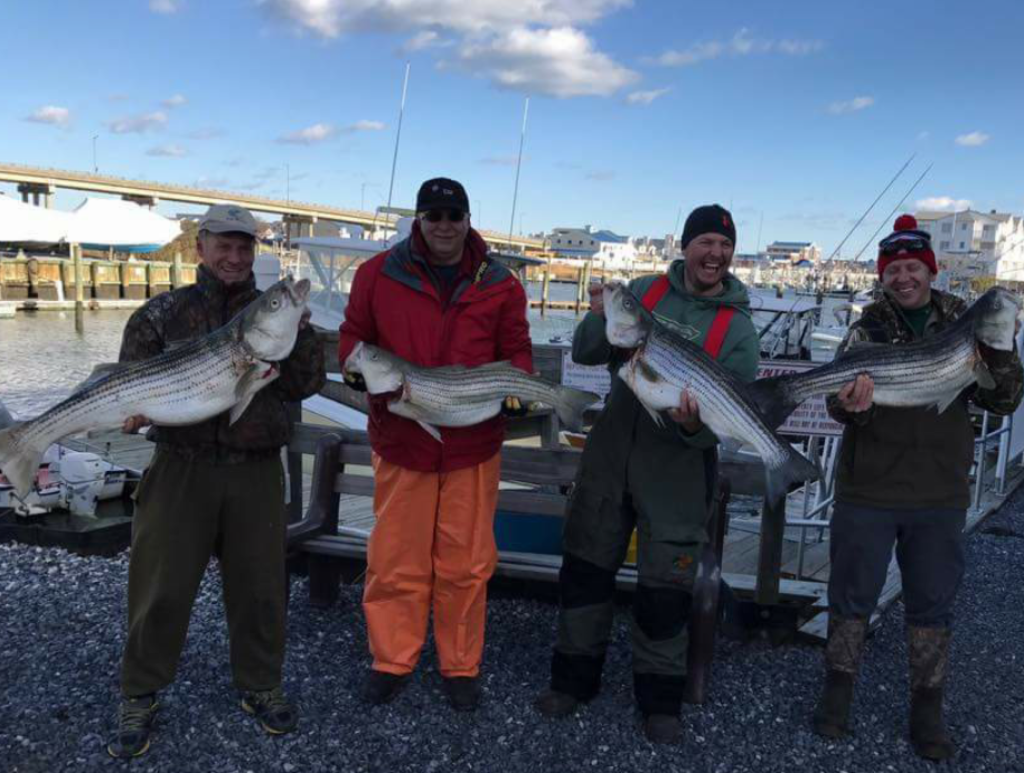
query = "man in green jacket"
xmin=812 ymin=215 xmax=1023 ymax=761
xmin=535 ymin=205 xmax=759 ymax=743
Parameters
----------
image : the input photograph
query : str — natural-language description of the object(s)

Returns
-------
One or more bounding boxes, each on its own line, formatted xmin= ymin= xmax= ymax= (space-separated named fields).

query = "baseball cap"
xmin=198 ymin=204 xmax=258 ymax=237
xmin=416 ymin=178 xmax=470 ymax=214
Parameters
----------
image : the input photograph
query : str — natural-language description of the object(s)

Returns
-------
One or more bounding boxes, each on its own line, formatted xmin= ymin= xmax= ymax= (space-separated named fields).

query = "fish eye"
xmin=270 ymin=298 xmax=281 ymax=309
xmin=624 ymin=298 xmax=635 ymax=311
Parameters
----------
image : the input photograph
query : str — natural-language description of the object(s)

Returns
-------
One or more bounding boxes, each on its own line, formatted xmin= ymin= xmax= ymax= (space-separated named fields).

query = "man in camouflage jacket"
xmin=812 ymin=215 xmax=1023 ymax=761
xmin=107 ymin=205 xmax=325 ymax=758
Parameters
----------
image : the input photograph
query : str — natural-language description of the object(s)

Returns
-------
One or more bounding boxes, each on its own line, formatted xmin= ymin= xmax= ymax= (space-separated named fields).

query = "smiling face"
xmin=197 ymin=231 xmax=256 ymax=285
xmin=882 ymin=256 xmax=933 ymax=310
xmin=419 ymin=209 xmax=470 ymax=265
xmin=683 ymin=233 xmax=734 ymax=296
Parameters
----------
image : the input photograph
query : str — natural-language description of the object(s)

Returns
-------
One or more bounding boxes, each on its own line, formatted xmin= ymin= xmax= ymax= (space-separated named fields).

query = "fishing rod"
xmin=375 ymin=62 xmax=411 ymax=244
xmin=825 ymin=153 xmax=916 ymax=261
xmin=852 ymin=163 xmax=934 ymax=261
xmin=508 ymin=97 xmax=530 ymax=248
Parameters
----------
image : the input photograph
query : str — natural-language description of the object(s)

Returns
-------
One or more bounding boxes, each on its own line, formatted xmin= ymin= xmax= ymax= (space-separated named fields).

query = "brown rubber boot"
xmin=907 ymin=626 xmax=956 ymax=761
xmin=812 ymin=616 xmax=867 ymax=738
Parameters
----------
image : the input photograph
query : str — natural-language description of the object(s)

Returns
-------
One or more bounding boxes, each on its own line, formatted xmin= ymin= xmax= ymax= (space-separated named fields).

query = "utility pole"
xmin=92 ymin=135 xmax=98 ymax=174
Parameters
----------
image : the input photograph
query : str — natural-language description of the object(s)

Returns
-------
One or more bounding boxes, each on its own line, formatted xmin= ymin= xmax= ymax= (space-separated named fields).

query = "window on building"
xmin=941 ymin=223 xmax=952 ymax=233
xmin=959 ymin=241 xmax=966 ymax=249
xmin=940 ymin=240 xmax=950 ymax=250
xmin=960 ymin=223 xmax=968 ymax=231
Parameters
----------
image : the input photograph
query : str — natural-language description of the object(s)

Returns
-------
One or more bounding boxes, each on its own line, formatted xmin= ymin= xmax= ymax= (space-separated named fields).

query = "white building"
xmin=765 ymin=241 xmax=822 ymax=265
xmin=916 ymin=209 xmax=1024 ymax=282
xmin=548 ymin=226 xmax=638 ymax=268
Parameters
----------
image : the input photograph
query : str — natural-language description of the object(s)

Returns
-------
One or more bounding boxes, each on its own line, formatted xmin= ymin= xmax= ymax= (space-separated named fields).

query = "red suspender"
xmin=639 ymin=275 xmax=735 ymax=359
xmin=702 ymin=306 xmax=736 ymax=359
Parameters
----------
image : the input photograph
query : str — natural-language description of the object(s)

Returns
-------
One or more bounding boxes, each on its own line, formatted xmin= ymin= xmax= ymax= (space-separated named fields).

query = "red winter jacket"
xmin=338 ymin=223 xmax=533 ymax=472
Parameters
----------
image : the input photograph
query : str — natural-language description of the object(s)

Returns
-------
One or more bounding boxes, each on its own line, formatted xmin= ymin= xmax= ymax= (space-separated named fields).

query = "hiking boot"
xmin=442 ymin=676 xmax=481 ymax=712
xmin=812 ymin=670 xmax=855 ymax=738
xmin=240 ymin=686 xmax=298 ymax=735
xmin=107 ymin=694 xmax=159 ymax=759
xmin=908 ymin=626 xmax=955 ymax=761
xmin=534 ymin=689 xmax=580 ymax=718
xmin=361 ymin=670 xmax=410 ymax=705
xmin=643 ymin=713 xmax=684 ymax=744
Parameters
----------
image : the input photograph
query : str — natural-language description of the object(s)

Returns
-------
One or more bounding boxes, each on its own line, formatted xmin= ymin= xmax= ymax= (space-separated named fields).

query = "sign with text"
xmin=559 ymin=350 xmax=844 ymax=436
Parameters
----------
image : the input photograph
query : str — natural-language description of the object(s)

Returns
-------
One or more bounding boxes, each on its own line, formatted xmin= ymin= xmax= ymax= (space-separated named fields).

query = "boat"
xmin=0 ymin=446 xmax=129 ymax=516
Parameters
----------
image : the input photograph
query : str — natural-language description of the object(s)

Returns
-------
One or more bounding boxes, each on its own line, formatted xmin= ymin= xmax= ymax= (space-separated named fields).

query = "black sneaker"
xmin=534 ymin=689 xmax=579 ymax=718
xmin=442 ymin=676 xmax=481 ymax=712
xmin=643 ymin=713 xmax=683 ymax=744
xmin=241 ymin=687 xmax=298 ymax=735
xmin=107 ymin=694 xmax=159 ymax=758
xmin=361 ymin=671 xmax=410 ymax=705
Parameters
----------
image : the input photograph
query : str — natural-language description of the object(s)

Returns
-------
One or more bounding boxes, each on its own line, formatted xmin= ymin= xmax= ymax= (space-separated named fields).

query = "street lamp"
xmin=92 ymin=135 xmax=98 ymax=174
xmin=285 ymin=164 xmax=290 ymax=203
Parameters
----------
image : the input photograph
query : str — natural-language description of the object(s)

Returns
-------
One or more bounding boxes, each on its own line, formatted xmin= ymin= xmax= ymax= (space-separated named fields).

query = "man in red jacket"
xmin=338 ymin=177 xmax=533 ymax=711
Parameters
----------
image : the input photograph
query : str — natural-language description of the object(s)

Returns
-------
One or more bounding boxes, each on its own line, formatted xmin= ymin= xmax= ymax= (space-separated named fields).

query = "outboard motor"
xmin=57 ymin=452 xmax=107 ymax=516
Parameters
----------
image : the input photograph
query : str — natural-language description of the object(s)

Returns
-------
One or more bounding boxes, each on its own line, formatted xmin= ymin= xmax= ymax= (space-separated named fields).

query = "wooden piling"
xmin=754 ymin=497 xmax=786 ymax=605
xmin=573 ymin=266 xmax=585 ymax=315
xmin=172 ymin=251 xmax=183 ymax=289
xmin=540 ymin=261 xmax=551 ymax=317
xmin=72 ymin=243 xmax=84 ymax=333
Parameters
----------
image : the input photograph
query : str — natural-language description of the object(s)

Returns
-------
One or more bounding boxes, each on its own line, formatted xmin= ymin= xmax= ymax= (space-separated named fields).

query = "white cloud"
xmin=827 ymin=96 xmax=874 ymax=115
xmin=344 ymin=119 xmax=385 ymax=132
xmin=450 ymin=26 xmax=638 ymax=98
xmin=194 ymin=176 xmax=230 ymax=189
xmin=652 ymin=28 xmax=822 ymax=67
xmin=187 ymin=127 xmax=224 ymax=140
xmin=278 ymin=123 xmax=337 ymax=144
xmin=916 ymin=196 xmax=973 ymax=212
xmin=917 ymin=130 xmax=930 ymax=141
xmin=107 ymin=111 xmax=168 ymax=133
xmin=259 ymin=0 xmax=630 ymax=37
xmin=149 ymin=0 xmax=180 ymax=14
xmin=479 ymin=155 xmax=519 ymax=166
xmin=585 ymin=170 xmax=615 ymax=181
xmin=955 ymin=131 xmax=990 ymax=147
xmin=25 ymin=105 xmax=71 ymax=127
xmin=146 ymin=144 xmax=188 ymax=157
xmin=626 ymin=87 xmax=670 ymax=105
xmin=260 ymin=1 xmax=633 ymax=98
xmin=162 ymin=94 xmax=187 ymax=108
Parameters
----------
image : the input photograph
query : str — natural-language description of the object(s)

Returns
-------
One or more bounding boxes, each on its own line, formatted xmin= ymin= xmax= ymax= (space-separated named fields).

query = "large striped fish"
xmin=749 ymin=286 xmax=1021 ymax=430
xmin=344 ymin=342 xmax=599 ymax=440
xmin=0 ymin=277 xmax=310 ymax=498
xmin=603 ymin=282 xmax=819 ymax=504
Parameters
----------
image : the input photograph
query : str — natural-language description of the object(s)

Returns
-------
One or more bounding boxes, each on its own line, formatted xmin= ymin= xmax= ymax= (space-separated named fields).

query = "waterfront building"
xmin=916 ymin=209 xmax=1024 ymax=284
xmin=765 ymin=241 xmax=822 ymax=265
xmin=547 ymin=225 xmax=638 ymax=268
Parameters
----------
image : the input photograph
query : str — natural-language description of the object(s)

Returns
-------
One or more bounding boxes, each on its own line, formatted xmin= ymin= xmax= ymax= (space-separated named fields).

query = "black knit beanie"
xmin=680 ymin=204 xmax=736 ymax=249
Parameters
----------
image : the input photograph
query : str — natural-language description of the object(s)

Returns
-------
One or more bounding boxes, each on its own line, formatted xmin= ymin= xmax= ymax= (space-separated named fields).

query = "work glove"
xmin=343 ymin=370 xmax=368 ymax=392
xmin=500 ymin=396 xmax=530 ymax=418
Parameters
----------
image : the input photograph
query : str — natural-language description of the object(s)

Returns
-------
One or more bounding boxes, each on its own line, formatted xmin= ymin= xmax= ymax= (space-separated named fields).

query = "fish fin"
xmin=974 ymin=360 xmax=996 ymax=390
xmin=764 ymin=444 xmax=820 ymax=507
xmin=230 ymin=362 xmax=278 ymax=425
xmin=0 ymin=423 xmax=47 ymax=499
xmin=416 ymin=420 xmax=443 ymax=443
xmin=932 ymin=392 xmax=961 ymax=414
xmin=843 ymin=339 xmax=887 ymax=350
xmin=551 ymin=386 xmax=601 ymax=432
xmin=642 ymin=403 xmax=666 ymax=428
xmin=747 ymin=376 xmax=802 ymax=432
xmin=719 ymin=437 xmax=743 ymax=454
xmin=70 ymin=362 xmax=126 ymax=396
xmin=0 ymin=399 xmax=14 ymax=431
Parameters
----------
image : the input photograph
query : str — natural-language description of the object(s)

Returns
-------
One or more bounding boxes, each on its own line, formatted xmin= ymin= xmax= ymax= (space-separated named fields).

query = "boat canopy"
xmin=0 ymin=195 xmax=72 ymax=244
xmin=66 ymin=198 xmax=181 ymax=253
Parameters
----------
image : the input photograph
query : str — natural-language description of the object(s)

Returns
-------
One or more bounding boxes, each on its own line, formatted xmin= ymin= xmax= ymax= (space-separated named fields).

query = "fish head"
xmin=240 ymin=275 xmax=311 ymax=361
xmin=603 ymin=282 xmax=649 ymax=348
xmin=971 ymin=286 xmax=1021 ymax=352
xmin=343 ymin=342 xmax=405 ymax=395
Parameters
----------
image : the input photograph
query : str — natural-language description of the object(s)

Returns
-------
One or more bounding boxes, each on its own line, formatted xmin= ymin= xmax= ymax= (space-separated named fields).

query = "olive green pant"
xmin=119 ymin=447 xmax=287 ymax=698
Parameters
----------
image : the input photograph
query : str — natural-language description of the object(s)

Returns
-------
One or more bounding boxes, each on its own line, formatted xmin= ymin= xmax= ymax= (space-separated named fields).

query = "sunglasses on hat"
xmin=421 ymin=208 xmax=466 ymax=224
xmin=879 ymin=236 xmax=930 ymax=256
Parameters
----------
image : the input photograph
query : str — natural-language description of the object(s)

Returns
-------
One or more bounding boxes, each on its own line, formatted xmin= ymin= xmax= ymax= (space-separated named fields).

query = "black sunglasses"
xmin=879 ymin=236 xmax=930 ymax=255
xmin=421 ymin=209 xmax=466 ymax=223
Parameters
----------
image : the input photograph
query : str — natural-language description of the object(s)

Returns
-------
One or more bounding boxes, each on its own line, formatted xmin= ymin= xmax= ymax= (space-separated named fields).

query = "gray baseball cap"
xmin=198 ymin=204 xmax=258 ymax=237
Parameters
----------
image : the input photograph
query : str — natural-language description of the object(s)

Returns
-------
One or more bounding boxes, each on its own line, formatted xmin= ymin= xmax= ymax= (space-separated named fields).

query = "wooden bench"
xmin=284 ymin=423 xmax=731 ymax=705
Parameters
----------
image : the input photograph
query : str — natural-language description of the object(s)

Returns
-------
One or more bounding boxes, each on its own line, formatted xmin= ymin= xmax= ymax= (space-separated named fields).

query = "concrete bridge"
xmin=0 ymin=162 xmax=544 ymax=252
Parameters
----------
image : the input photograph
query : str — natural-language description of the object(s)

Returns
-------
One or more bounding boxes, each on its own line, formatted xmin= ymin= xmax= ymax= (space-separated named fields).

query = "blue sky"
xmin=2 ymin=0 xmax=1023 ymax=258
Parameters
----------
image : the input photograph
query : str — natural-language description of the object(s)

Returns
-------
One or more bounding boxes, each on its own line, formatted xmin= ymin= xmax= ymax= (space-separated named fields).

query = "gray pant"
xmin=828 ymin=502 xmax=965 ymax=628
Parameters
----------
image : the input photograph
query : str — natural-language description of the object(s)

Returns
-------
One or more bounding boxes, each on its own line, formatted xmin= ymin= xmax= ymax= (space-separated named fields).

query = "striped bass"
xmin=344 ymin=342 xmax=600 ymax=441
xmin=603 ymin=282 xmax=819 ymax=504
xmin=749 ymin=286 xmax=1021 ymax=431
xmin=0 ymin=276 xmax=310 ymax=498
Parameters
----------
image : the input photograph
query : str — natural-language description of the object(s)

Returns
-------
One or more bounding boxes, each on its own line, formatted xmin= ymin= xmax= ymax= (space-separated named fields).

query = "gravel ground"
xmin=2 ymin=494 xmax=1022 ymax=773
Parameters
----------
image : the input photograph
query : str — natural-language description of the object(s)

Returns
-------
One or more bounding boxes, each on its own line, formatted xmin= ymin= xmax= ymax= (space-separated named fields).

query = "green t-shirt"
xmin=901 ymin=304 xmax=931 ymax=339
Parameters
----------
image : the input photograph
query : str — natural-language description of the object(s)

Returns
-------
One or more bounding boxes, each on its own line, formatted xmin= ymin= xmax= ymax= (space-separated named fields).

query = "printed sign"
xmin=559 ymin=350 xmax=844 ymax=436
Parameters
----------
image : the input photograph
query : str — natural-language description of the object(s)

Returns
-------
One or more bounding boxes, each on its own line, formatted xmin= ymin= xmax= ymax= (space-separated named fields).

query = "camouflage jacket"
xmin=829 ymin=288 xmax=1023 ymax=509
xmin=119 ymin=264 xmax=326 ymax=463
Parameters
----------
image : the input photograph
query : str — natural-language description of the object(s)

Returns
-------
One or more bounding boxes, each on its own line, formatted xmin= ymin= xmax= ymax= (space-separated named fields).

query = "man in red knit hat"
xmin=811 ymin=215 xmax=1023 ymax=760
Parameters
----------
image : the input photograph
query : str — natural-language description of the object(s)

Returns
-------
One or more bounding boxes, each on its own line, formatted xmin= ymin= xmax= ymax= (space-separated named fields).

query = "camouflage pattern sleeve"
xmin=972 ymin=343 xmax=1024 ymax=416
xmin=275 ymin=324 xmax=327 ymax=402
xmin=825 ymin=322 xmax=876 ymax=426
xmin=118 ymin=303 xmax=166 ymax=364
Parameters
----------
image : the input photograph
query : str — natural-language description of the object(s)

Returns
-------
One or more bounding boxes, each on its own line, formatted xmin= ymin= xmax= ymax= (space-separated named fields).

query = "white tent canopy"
xmin=66 ymin=198 xmax=181 ymax=252
xmin=0 ymin=194 xmax=73 ymax=244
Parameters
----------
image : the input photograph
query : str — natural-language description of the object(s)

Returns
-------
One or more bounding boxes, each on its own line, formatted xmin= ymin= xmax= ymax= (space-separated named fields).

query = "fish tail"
xmin=748 ymin=375 xmax=803 ymax=431
xmin=552 ymin=386 xmax=601 ymax=432
xmin=0 ymin=423 xmax=46 ymax=500
xmin=763 ymin=444 xmax=820 ymax=506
